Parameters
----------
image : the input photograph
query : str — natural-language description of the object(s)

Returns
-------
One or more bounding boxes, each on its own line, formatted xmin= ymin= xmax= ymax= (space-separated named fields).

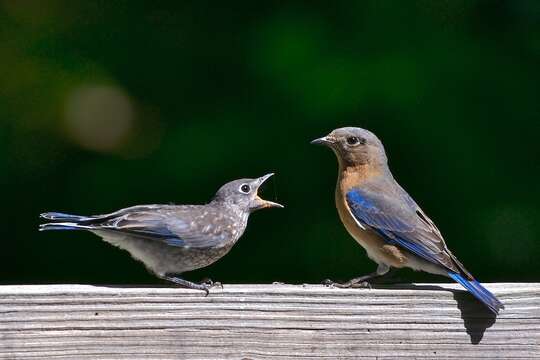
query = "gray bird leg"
xmin=161 ymin=274 xmax=210 ymax=295
xmin=324 ymin=263 xmax=390 ymax=288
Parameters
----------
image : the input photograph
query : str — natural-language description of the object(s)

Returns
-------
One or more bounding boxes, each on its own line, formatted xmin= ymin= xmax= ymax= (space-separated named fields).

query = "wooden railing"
xmin=0 ymin=283 xmax=538 ymax=359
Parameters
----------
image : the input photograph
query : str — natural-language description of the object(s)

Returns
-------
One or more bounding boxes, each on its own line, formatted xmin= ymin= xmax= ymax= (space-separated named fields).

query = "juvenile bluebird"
xmin=39 ymin=174 xmax=283 ymax=294
xmin=311 ymin=127 xmax=504 ymax=314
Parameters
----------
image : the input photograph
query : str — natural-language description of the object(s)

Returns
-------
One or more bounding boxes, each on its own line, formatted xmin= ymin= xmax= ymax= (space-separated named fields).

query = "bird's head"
xmin=311 ymin=127 xmax=388 ymax=169
xmin=213 ymin=173 xmax=284 ymax=212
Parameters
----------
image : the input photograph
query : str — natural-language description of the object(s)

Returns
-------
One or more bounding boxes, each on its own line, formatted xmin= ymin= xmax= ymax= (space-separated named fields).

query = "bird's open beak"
xmin=252 ymin=173 xmax=284 ymax=210
xmin=253 ymin=197 xmax=284 ymax=209
xmin=257 ymin=173 xmax=275 ymax=185
xmin=310 ymin=136 xmax=334 ymax=146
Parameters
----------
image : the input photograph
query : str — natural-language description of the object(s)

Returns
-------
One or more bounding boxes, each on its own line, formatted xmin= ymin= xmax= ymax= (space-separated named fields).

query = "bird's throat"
xmin=337 ymin=164 xmax=372 ymax=191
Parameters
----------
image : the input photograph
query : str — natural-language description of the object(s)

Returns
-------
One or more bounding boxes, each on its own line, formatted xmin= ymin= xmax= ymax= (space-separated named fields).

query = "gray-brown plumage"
xmin=39 ymin=174 xmax=283 ymax=293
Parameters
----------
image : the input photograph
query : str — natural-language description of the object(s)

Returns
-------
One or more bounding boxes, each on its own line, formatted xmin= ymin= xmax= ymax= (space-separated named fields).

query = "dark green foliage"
xmin=1 ymin=1 xmax=538 ymax=284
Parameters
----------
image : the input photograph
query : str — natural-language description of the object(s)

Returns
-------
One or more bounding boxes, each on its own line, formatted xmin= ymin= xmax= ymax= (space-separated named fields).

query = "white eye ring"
xmin=239 ymin=184 xmax=251 ymax=194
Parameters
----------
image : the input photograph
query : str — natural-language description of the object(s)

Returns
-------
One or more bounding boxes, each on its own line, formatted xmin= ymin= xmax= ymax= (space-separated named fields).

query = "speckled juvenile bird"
xmin=311 ymin=127 xmax=504 ymax=314
xmin=39 ymin=174 xmax=283 ymax=294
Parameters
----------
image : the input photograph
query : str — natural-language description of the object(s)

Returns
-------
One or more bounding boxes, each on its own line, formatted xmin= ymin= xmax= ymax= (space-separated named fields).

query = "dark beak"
xmin=252 ymin=173 xmax=284 ymax=210
xmin=310 ymin=136 xmax=334 ymax=146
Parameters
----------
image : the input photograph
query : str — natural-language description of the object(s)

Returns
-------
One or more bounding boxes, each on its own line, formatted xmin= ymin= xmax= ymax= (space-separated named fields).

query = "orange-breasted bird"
xmin=312 ymin=127 xmax=503 ymax=314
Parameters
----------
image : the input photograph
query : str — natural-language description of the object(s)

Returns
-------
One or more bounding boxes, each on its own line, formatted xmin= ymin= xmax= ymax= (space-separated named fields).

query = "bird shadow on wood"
xmin=452 ymin=289 xmax=497 ymax=344
xmin=377 ymin=283 xmax=497 ymax=344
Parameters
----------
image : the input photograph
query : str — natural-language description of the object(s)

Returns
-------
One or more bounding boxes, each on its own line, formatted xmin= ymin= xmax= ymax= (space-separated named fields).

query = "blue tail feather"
xmin=40 ymin=212 xmax=91 ymax=222
xmin=39 ymin=223 xmax=86 ymax=232
xmin=448 ymin=272 xmax=504 ymax=314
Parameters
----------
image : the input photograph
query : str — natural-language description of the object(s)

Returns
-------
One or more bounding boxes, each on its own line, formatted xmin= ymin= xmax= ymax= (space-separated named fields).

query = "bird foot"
xmin=323 ymin=279 xmax=337 ymax=287
xmin=349 ymin=281 xmax=372 ymax=289
xmin=189 ymin=282 xmax=210 ymax=296
xmin=200 ymin=278 xmax=223 ymax=289
xmin=323 ymin=279 xmax=371 ymax=289
xmin=162 ymin=275 xmax=210 ymax=295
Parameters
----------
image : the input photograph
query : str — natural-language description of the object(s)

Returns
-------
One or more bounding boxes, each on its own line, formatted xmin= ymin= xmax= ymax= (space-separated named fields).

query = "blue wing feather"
xmin=375 ymin=228 xmax=438 ymax=265
xmin=164 ymin=238 xmax=185 ymax=247
xmin=346 ymin=188 xmax=504 ymax=314
xmin=346 ymin=189 xmax=445 ymax=266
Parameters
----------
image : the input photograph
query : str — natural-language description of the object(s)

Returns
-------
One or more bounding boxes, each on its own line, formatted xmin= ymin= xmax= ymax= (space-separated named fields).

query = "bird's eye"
xmin=346 ymin=136 xmax=366 ymax=146
xmin=240 ymin=184 xmax=251 ymax=194
xmin=346 ymin=136 xmax=360 ymax=145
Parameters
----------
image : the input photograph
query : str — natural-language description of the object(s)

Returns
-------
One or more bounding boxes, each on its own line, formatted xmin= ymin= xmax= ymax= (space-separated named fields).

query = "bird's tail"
xmin=39 ymin=223 xmax=89 ymax=231
xmin=448 ymin=272 xmax=504 ymax=315
xmin=39 ymin=212 xmax=95 ymax=232
xmin=40 ymin=212 xmax=94 ymax=222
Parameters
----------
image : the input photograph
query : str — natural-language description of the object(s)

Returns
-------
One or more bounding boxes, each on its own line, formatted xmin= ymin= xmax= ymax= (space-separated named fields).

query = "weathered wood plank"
xmin=0 ymin=283 xmax=538 ymax=359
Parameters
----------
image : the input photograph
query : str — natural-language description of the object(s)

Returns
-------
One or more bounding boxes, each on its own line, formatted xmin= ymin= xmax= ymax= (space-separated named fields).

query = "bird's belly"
xmin=94 ymin=230 xmax=233 ymax=276
xmin=171 ymin=246 xmax=233 ymax=273
xmin=335 ymin=195 xmax=448 ymax=275
xmin=335 ymin=193 xmax=408 ymax=268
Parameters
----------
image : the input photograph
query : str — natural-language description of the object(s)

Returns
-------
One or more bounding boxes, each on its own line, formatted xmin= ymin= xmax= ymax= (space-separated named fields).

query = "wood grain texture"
xmin=0 ymin=283 xmax=538 ymax=359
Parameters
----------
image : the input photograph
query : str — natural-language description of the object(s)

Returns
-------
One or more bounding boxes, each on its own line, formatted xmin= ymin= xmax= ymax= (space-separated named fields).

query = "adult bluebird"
xmin=40 ymin=174 xmax=283 ymax=294
xmin=311 ymin=127 xmax=503 ymax=314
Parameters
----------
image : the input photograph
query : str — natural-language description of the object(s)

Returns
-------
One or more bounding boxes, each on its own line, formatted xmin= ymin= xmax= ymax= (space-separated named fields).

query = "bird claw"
xmin=200 ymin=278 xmax=223 ymax=290
xmin=200 ymin=278 xmax=214 ymax=286
xmin=323 ymin=279 xmax=337 ymax=287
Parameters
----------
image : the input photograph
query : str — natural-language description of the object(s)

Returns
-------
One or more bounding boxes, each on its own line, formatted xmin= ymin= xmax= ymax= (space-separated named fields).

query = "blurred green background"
xmin=1 ymin=1 xmax=539 ymax=286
